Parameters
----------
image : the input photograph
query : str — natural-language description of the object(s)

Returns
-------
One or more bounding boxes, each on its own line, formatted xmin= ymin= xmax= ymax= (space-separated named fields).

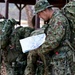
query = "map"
xmin=20 ymin=33 xmax=46 ymax=53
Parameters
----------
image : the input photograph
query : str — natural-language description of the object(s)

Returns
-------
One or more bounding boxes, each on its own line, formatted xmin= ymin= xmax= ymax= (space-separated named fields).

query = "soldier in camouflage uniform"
xmin=8 ymin=26 xmax=34 ymax=75
xmin=24 ymin=0 xmax=75 ymax=75
xmin=0 ymin=19 xmax=17 ymax=75
xmin=0 ymin=18 xmax=35 ymax=75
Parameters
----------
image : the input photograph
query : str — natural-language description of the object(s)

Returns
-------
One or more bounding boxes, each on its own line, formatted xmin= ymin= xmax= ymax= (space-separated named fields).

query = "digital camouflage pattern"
xmin=61 ymin=1 xmax=75 ymax=74
xmin=62 ymin=1 xmax=75 ymax=74
xmin=7 ymin=26 xmax=34 ymax=63
xmin=0 ymin=18 xmax=34 ymax=63
xmin=1 ymin=19 xmax=17 ymax=49
xmin=61 ymin=1 xmax=75 ymax=49
xmin=0 ymin=18 xmax=35 ymax=75
xmin=0 ymin=19 xmax=17 ymax=75
xmin=24 ymin=9 xmax=74 ymax=75
xmin=61 ymin=1 xmax=75 ymax=30
xmin=6 ymin=26 xmax=34 ymax=75
xmin=35 ymin=0 xmax=53 ymax=14
xmin=35 ymin=1 xmax=75 ymax=75
xmin=10 ymin=26 xmax=34 ymax=52
xmin=24 ymin=1 xmax=75 ymax=75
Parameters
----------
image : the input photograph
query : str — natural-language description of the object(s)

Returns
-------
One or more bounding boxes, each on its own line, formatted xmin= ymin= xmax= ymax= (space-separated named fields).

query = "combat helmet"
xmin=35 ymin=0 xmax=53 ymax=14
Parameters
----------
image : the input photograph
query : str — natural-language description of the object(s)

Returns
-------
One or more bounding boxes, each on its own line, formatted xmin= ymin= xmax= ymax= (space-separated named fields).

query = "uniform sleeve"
xmin=37 ymin=16 xmax=66 ymax=54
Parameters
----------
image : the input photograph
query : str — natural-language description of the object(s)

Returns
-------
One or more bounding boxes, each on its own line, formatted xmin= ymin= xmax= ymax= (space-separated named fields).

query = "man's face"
xmin=38 ymin=10 xmax=49 ymax=21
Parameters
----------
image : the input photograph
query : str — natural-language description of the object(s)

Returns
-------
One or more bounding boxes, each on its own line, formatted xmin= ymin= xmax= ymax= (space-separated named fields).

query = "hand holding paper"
xmin=20 ymin=33 xmax=46 ymax=53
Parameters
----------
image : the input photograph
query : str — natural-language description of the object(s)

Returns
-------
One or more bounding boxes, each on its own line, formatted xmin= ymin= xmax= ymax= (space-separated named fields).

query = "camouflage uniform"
xmin=0 ymin=19 xmax=34 ymax=75
xmin=6 ymin=26 xmax=34 ymax=63
xmin=0 ymin=19 xmax=17 ymax=75
xmin=6 ymin=26 xmax=34 ymax=75
xmin=24 ymin=0 xmax=75 ymax=75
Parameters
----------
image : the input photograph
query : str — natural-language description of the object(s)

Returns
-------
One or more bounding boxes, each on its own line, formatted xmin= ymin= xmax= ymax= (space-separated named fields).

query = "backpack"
xmin=10 ymin=26 xmax=34 ymax=51
xmin=1 ymin=19 xmax=17 ymax=49
xmin=61 ymin=1 xmax=75 ymax=49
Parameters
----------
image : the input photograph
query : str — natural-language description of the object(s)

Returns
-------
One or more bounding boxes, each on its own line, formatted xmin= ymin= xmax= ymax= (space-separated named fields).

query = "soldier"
xmin=0 ymin=18 xmax=35 ymax=75
xmin=24 ymin=0 xmax=74 ymax=75
xmin=0 ymin=19 xmax=17 ymax=75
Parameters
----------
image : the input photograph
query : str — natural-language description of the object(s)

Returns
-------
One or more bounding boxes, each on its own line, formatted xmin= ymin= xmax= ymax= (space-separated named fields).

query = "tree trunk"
xmin=25 ymin=5 xmax=34 ymax=28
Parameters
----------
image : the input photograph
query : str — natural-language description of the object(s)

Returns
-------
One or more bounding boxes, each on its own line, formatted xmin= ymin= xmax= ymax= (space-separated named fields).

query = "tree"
xmin=25 ymin=5 xmax=34 ymax=28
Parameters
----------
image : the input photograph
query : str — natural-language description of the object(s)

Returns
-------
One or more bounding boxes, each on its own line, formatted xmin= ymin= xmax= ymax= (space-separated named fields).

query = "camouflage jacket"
xmin=31 ymin=10 xmax=69 ymax=54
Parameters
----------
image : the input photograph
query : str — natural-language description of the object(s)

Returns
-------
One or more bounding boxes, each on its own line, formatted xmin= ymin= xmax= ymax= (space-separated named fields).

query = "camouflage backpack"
xmin=1 ymin=19 xmax=17 ymax=49
xmin=61 ymin=1 xmax=75 ymax=49
xmin=10 ymin=26 xmax=35 ymax=51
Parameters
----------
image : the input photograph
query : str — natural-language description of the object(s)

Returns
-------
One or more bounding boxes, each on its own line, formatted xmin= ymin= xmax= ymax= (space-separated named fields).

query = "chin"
xmin=45 ymin=19 xmax=48 ymax=21
xmin=42 ymin=18 xmax=48 ymax=21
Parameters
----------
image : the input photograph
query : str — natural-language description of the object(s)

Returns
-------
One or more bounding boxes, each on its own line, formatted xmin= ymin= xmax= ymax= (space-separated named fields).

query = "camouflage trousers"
xmin=24 ymin=49 xmax=53 ymax=75
xmin=24 ymin=46 xmax=75 ymax=75
xmin=0 ymin=47 xmax=25 ymax=75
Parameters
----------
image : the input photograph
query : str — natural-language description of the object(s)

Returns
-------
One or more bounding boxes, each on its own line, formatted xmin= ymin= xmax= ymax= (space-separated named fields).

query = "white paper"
xmin=20 ymin=33 xmax=46 ymax=53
